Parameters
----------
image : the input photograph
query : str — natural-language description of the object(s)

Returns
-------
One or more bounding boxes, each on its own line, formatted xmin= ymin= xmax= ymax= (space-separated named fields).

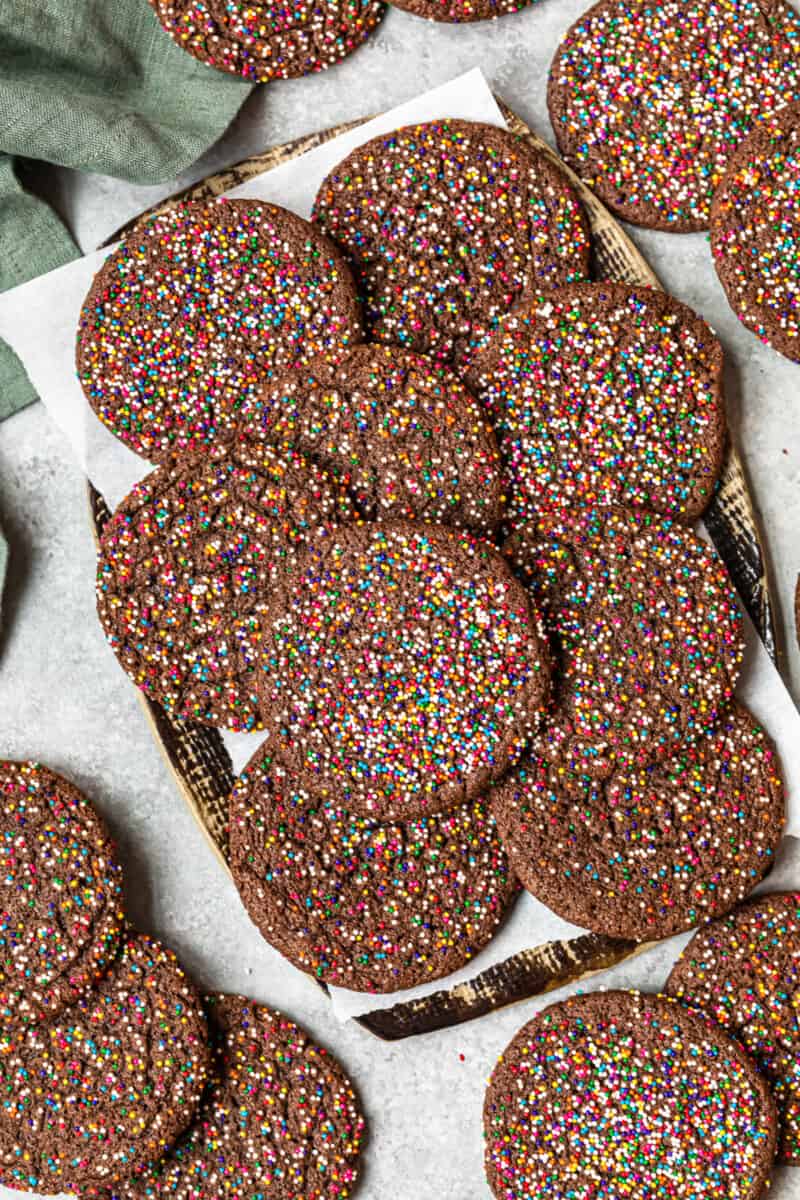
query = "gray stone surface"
xmin=0 ymin=3 xmax=799 ymax=1196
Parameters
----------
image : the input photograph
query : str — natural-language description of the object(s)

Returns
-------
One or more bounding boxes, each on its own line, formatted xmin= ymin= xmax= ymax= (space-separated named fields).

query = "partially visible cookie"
xmin=548 ymin=0 xmax=800 ymax=231
xmin=506 ymin=508 xmax=745 ymax=775
xmin=464 ymin=282 xmax=726 ymax=521
xmin=230 ymin=748 xmax=518 ymax=992
xmin=312 ymin=119 xmax=590 ymax=366
xmin=97 ymin=442 xmax=355 ymax=733
xmin=666 ymin=893 xmax=800 ymax=1164
xmin=106 ymin=993 xmax=366 ymax=1199
xmin=239 ymin=343 xmax=504 ymax=534
xmin=484 ymin=991 xmax=777 ymax=1200
xmin=386 ymin=0 xmax=531 ymax=22
xmin=711 ymin=103 xmax=800 ymax=362
xmin=77 ymin=199 xmax=363 ymax=460
xmin=0 ymin=762 xmax=124 ymax=1026
xmin=259 ymin=521 xmax=550 ymax=821
xmin=491 ymin=702 xmax=784 ymax=942
xmin=0 ymin=932 xmax=210 ymax=1196
xmin=149 ymin=0 xmax=384 ymax=81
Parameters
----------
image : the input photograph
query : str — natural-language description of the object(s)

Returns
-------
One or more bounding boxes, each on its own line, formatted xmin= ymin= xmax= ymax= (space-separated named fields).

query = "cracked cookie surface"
xmin=0 ymin=932 xmax=210 ymax=1196
xmin=149 ymin=0 xmax=384 ymax=81
xmin=313 ymin=119 xmax=589 ymax=367
xmin=230 ymin=748 xmax=518 ymax=991
xmin=491 ymin=702 xmax=784 ymax=941
xmin=505 ymin=507 xmax=744 ymax=775
xmin=465 ymin=282 xmax=726 ymax=521
xmin=0 ymin=762 xmax=124 ymax=1026
xmin=711 ymin=104 xmax=800 ymax=362
xmin=259 ymin=521 xmax=550 ymax=820
xmin=77 ymin=198 xmax=362 ymax=460
xmin=240 ymin=343 xmax=504 ymax=534
xmin=97 ymin=442 xmax=355 ymax=732
xmin=107 ymin=993 xmax=365 ymax=1199
xmin=667 ymin=892 xmax=800 ymax=1164
xmin=484 ymin=991 xmax=776 ymax=1200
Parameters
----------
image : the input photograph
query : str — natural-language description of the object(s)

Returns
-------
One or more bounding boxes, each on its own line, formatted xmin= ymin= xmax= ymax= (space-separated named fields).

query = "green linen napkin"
xmin=0 ymin=0 xmax=253 ymax=615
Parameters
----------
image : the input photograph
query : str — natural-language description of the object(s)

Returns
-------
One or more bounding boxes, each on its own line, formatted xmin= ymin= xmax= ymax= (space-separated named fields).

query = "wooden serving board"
xmin=90 ymin=97 xmax=778 ymax=1040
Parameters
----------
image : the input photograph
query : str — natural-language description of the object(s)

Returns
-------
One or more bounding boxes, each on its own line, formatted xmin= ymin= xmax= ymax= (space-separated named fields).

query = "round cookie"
xmin=230 ymin=748 xmax=518 ymax=992
xmin=548 ymin=0 xmax=800 ymax=231
xmin=106 ymin=993 xmax=365 ymax=1199
xmin=97 ymin=441 xmax=355 ymax=733
xmin=259 ymin=521 xmax=551 ymax=821
xmin=484 ymin=990 xmax=777 ymax=1200
xmin=491 ymin=702 xmax=784 ymax=942
xmin=711 ymin=104 xmax=800 ymax=362
xmin=77 ymin=198 xmax=363 ymax=460
xmin=239 ymin=343 xmax=504 ymax=534
xmin=666 ymin=893 xmax=800 ymax=1163
xmin=386 ymin=0 xmax=531 ymax=23
xmin=505 ymin=507 xmax=745 ymax=775
xmin=149 ymin=0 xmax=384 ymax=82
xmin=464 ymin=282 xmax=726 ymax=521
xmin=0 ymin=762 xmax=124 ymax=1026
xmin=312 ymin=119 xmax=590 ymax=366
xmin=0 ymin=931 xmax=210 ymax=1195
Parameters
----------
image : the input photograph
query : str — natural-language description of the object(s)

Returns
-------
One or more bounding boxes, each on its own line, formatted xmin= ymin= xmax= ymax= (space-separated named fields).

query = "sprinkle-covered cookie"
xmin=386 ymin=0 xmax=531 ymax=23
xmin=230 ymin=748 xmax=518 ymax=992
xmin=484 ymin=990 xmax=777 ymax=1200
xmin=312 ymin=119 xmax=590 ymax=366
xmin=548 ymin=0 xmax=800 ymax=231
xmin=76 ymin=198 xmax=363 ymax=460
xmin=465 ymin=282 xmax=726 ymax=521
xmin=149 ymin=0 xmax=384 ymax=81
xmin=0 ymin=931 xmax=210 ymax=1196
xmin=97 ymin=442 xmax=355 ymax=733
xmin=106 ymin=993 xmax=365 ymax=1199
xmin=239 ymin=343 xmax=504 ymax=534
xmin=711 ymin=104 xmax=800 ymax=362
xmin=491 ymin=703 xmax=784 ymax=942
xmin=0 ymin=762 xmax=124 ymax=1026
xmin=666 ymin=893 xmax=800 ymax=1164
xmin=259 ymin=521 xmax=550 ymax=821
xmin=506 ymin=507 xmax=745 ymax=775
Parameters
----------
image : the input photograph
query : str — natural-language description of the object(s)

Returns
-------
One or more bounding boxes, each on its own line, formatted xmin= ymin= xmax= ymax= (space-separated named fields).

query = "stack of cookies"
xmin=80 ymin=118 xmax=784 ymax=1007
xmin=0 ymin=761 xmax=365 ymax=1197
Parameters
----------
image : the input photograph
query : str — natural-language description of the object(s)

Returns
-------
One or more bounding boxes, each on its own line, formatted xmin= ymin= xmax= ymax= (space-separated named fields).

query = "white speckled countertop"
xmin=0 ymin=2 xmax=799 ymax=1195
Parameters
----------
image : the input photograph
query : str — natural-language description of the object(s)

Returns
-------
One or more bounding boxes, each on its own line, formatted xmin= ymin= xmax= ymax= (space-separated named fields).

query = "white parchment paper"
xmin=0 ymin=71 xmax=798 ymax=1050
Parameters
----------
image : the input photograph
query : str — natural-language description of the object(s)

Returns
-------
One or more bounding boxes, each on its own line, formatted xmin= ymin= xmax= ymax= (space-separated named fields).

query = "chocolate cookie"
xmin=312 ymin=119 xmax=590 ymax=366
xmin=97 ymin=441 xmax=355 ymax=733
xmin=238 ymin=343 xmax=504 ymax=534
xmin=0 ymin=931 xmax=210 ymax=1195
xmin=149 ymin=0 xmax=384 ymax=81
xmin=386 ymin=0 xmax=531 ymax=22
xmin=77 ymin=198 xmax=363 ymax=460
xmin=107 ymin=993 xmax=365 ymax=1199
xmin=0 ymin=762 xmax=124 ymax=1026
xmin=491 ymin=702 xmax=784 ymax=942
xmin=464 ymin=282 xmax=726 ymax=521
xmin=666 ymin=893 xmax=800 ymax=1163
xmin=229 ymin=748 xmax=518 ymax=992
xmin=548 ymin=0 xmax=800 ymax=231
xmin=506 ymin=507 xmax=745 ymax=775
xmin=259 ymin=521 xmax=550 ymax=821
xmin=711 ymin=104 xmax=800 ymax=362
xmin=484 ymin=990 xmax=777 ymax=1200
